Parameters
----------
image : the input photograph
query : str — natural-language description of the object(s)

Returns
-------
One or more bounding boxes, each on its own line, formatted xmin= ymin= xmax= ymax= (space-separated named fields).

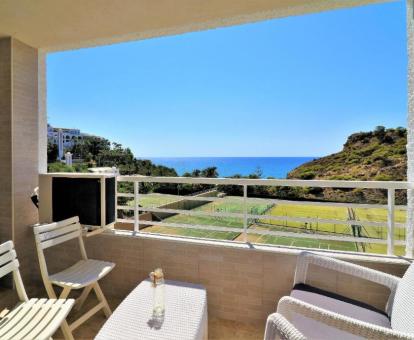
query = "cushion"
xmin=391 ymin=263 xmax=414 ymax=333
xmin=288 ymin=284 xmax=391 ymax=340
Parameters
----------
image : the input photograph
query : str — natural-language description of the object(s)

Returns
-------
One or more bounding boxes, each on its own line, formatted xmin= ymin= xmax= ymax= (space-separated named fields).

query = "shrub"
xmin=47 ymin=162 xmax=75 ymax=173
xmin=374 ymin=174 xmax=393 ymax=181
xmin=299 ymin=171 xmax=315 ymax=180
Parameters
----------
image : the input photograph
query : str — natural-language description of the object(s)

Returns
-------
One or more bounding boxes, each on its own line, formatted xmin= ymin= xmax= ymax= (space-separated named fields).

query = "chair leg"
xmin=59 ymin=286 xmax=72 ymax=299
xmin=57 ymin=287 xmax=74 ymax=340
xmin=60 ymin=320 xmax=75 ymax=340
xmin=44 ymin=281 xmax=57 ymax=299
xmin=93 ymin=282 xmax=112 ymax=318
xmin=75 ymin=285 xmax=93 ymax=311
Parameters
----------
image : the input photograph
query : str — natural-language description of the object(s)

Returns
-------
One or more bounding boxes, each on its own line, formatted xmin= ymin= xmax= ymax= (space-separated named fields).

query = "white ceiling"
xmin=0 ymin=0 xmax=392 ymax=51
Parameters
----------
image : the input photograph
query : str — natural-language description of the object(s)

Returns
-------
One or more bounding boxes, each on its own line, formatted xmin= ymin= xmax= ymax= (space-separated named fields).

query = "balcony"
xmin=12 ymin=175 xmax=407 ymax=339
xmin=1 ymin=0 xmax=414 ymax=338
xmin=36 ymin=228 xmax=410 ymax=339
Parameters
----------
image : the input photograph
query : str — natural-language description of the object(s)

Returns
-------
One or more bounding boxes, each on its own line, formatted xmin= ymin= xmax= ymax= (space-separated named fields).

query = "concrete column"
xmin=0 ymin=37 xmax=41 ymax=286
xmin=38 ymin=51 xmax=47 ymax=174
xmin=407 ymin=0 xmax=414 ymax=258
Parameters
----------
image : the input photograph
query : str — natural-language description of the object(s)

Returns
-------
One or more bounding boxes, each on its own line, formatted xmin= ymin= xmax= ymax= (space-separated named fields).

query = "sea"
xmin=146 ymin=157 xmax=316 ymax=179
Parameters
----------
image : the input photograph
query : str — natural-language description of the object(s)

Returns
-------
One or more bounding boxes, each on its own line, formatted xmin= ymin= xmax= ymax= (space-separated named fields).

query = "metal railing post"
xmin=115 ymin=176 xmax=118 ymax=224
xmin=243 ymin=185 xmax=248 ymax=242
xmin=406 ymin=190 xmax=414 ymax=258
xmin=134 ymin=181 xmax=140 ymax=233
xmin=387 ymin=188 xmax=395 ymax=255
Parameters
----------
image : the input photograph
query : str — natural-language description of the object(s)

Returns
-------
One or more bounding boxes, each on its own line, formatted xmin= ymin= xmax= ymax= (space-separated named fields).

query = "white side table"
xmin=95 ymin=279 xmax=208 ymax=340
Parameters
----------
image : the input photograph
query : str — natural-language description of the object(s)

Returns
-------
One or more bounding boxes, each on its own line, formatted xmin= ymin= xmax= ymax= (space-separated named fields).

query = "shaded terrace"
xmin=0 ymin=0 xmax=413 ymax=339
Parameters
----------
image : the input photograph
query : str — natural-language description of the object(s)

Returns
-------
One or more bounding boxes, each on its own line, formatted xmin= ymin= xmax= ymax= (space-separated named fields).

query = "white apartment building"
xmin=47 ymin=124 xmax=85 ymax=159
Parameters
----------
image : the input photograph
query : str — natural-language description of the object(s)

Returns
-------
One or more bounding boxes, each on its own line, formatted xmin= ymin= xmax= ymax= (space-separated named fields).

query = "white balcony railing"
xmin=116 ymin=176 xmax=414 ymax=257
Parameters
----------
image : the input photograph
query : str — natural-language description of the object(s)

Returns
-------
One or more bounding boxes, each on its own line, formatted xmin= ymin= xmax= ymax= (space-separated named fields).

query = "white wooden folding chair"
xmin=33 ymin=216 xmax=115 ymax=340
xmin=0 ymin=240 xmax=74 ymax=340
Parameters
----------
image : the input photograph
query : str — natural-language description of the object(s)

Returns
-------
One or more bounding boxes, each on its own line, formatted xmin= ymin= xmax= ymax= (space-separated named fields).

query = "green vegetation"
xmin=136 ymin=194 xmax=406 ymax=255
xmin=162 ymin=197 xmax=272 ymax=229
xmin=48 ymin=136 xmax=178 ymax=178
xmin=290 ymin=126 xmax=406 ymax=182
xmin=48 ymin=162 xmax=89 ymax=173
xmin=353 ymin=207 xmax=406 ymax=255
xmin=256 ymin=203 xmax=406 ymax=254
xmin=259 ymin=204 xmax=348 ymax=233
xmin=127 ymin=194 xmax=180 ymax=208
xmin=47 ymin=142 xmax=58 ymax=163
xmin=245 ymin=230 xmax=357 ymax=252
xmin=287 ymin=126 xmax=407 ymax=204
xmin=142 ymin=225 xmax=239 ymax=240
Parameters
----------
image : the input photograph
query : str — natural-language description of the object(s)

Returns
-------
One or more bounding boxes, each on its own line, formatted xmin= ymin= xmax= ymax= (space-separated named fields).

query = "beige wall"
xmin=0 ymin=37 xmax=39 ymax=287
xmin=0 ymin=38 xmax=13 ymax=246
xmin=42 ymin=233 xmax=409 ymax=326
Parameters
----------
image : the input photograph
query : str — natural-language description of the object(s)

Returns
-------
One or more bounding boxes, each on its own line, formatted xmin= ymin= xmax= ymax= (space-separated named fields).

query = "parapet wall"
xmin=44 ymin=233 xmax=410 ymax=326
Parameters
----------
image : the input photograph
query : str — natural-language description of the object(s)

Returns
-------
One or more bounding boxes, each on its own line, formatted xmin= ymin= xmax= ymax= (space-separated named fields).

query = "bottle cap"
xmin=150 ymin=268 xmax=164 ymax=286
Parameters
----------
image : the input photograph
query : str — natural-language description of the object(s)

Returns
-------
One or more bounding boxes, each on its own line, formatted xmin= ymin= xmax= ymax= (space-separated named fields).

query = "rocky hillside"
xmin=287 ymin=126 xmax=407 ymax=204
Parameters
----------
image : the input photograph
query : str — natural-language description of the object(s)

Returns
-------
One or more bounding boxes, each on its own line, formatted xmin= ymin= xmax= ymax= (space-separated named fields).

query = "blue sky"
xmin=47 ymin=1 xmax=407 ymax=157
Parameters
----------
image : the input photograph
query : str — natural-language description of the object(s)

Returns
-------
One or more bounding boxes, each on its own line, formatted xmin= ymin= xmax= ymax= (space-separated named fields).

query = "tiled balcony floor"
xmin=53 ymin=295 xmax=264 ymax=339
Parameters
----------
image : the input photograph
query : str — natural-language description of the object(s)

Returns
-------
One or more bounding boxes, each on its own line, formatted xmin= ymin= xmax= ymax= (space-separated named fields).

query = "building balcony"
xmin=1 ymin=0 xmax=414 ymax=338
xmin=13 ymin=175 xmax=409 ymax=339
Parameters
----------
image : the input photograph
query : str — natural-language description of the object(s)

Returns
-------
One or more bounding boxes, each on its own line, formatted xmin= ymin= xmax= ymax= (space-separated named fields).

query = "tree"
xmin=70 ymin=136 xmax=111 ymax=160
xmin=47 ymin=142 xmax=58 ymax=162
xmin=217 ymin=174 xmax=243 ymax=196
xmin=253 ymin=166 xmax=263 ymax=179
xmin=374 ymin=126 xmax=386 ymax=134
xmin=374 ymin=126 xmax=386 ymax=141
xmin=67 ymin=135 xmax=180 ymax=191
xmin=396 ymin=127 xmax=406 ymax=137
xmin=190 ymin=169 xmax=201 ymax=177
xmin=97 ymin=142 xmax=135 ymax=168
xmin=200 ymin=167 xmax=218 ymax=178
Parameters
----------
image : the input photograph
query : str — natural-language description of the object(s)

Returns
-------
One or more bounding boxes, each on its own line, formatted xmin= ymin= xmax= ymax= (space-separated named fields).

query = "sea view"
xmin=146 ymin=157 xmax=316 ymax=178
xmin=5 ymin=1 xmax=412 ymax=338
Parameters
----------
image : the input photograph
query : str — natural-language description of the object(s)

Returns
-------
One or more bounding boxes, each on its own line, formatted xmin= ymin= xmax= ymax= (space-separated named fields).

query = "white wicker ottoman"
xmin=95 ymin=279 xmax=208 ymax=340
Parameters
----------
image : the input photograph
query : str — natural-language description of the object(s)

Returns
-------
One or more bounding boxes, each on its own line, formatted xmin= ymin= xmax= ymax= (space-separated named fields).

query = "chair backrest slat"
xmin=0 ymin=241 xmax=14 ymax=254
xmin=0 ymin=241 xmax=19 ymax=279
xmin=0 ymin=260 xmax=19 ymax=279
xmin=0 ymin=240 xmax=13 ymax=254
xmin=34 ymin=216 xmax=79 ymax=234
xmin=34 ymin=217 xmax=82 ymax=250
xmin=37 ymin=223 xmax=80 ymax=243
xmin=38 ymin=229 xmax=81 ymax=250
xmin=0 ymin=241 xmax=29 ymax=302
xmin=0 ymin=249 xmax=17 ymax=267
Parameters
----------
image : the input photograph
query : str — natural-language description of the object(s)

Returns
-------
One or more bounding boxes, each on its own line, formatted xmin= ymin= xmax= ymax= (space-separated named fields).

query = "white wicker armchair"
xmin=265 ymin=252 xmax=414 ymax=340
